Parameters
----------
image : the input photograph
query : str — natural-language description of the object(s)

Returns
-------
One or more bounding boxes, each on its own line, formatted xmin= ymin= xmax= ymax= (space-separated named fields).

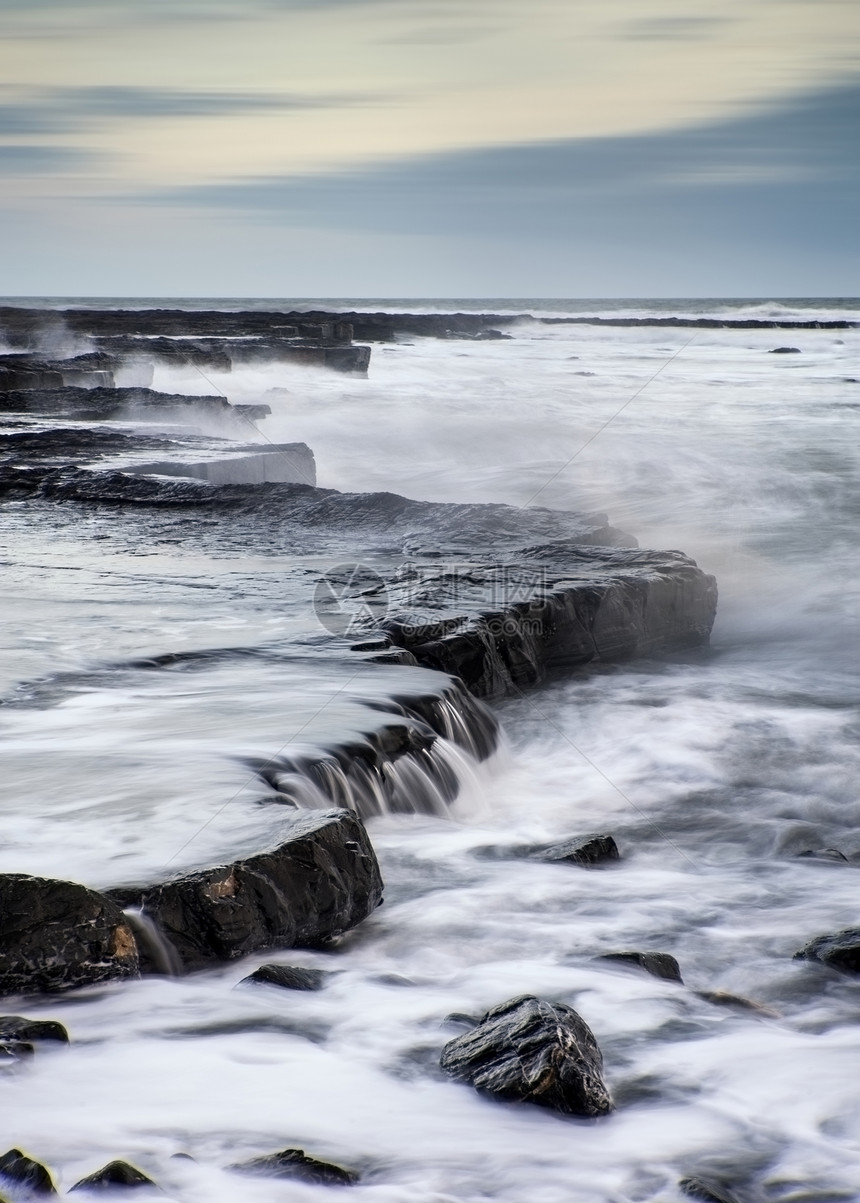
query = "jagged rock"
xmin=0 ymin=875 xmax=139 ymax=996
xmin=115 ymin=809 xmax=383 ymax=973
xmin=532 ymin=833 xmax=619 ymax=867
xmin=0 ymin=1016 xmax=69 ymax=1043
xmin=598 ymin=951 xmax=682 ymax=982
xmin=70 ymin=1162 xmax=156 ymax=1191
xmin=240 ymin=964 xmax=326 ymax=991
xmin=439 ymin=995 xmax=613 ymax=1117
xmin=680 ymin=1176 xmax=742 ymax=1203
xmin=795 ymin=928 xmax=860 ymax=973
xmin=231 ymin=1147 xmax=358 ymax=1186
xmin=0 ymin=1149 xmax=57 ymax=1195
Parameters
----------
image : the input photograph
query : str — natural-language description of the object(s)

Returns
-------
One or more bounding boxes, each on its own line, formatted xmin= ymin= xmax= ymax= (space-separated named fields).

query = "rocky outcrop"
xmin=70 ymin=1162 xmax=157 ymax=1192
xmin=0 ymin=1150 xmax=57 ymax=1195
xmin=379 ymin=545 xmax=717 ymax=701
xmin=440 ymin=995 xmax=613 ymax=1117
xmin=0 ymin=875 xmax=139 ymax=997
xmin=125 ymin=442 xmax=316 ymax=487
xmin=795 ymin=927 xmax=860 ymax=973
xmin=112 ymin=809 xmax=383 ymax=974
xmin=231 ymin=1148 xmax=358 ymax=1186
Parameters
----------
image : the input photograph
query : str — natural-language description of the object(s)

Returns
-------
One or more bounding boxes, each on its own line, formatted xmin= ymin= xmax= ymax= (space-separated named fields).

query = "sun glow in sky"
xmin=1 ymin=0 xmax=858 ymax=295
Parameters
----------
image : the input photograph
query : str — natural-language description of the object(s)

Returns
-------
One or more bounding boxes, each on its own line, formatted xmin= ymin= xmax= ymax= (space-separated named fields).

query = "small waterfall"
xmin=123 ymin=907 xmax=183 ymax=976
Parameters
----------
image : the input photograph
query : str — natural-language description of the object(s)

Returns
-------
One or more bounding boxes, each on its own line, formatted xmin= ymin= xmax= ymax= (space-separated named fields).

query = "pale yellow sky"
xmin=1 ymin=0 xmax=858 ymax=195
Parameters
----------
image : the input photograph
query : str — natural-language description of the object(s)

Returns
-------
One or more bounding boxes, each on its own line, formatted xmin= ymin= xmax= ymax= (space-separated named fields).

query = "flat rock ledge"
xmin=0 ymin=809 xmax=383 ymax=993
xmin=113 ymin=808 xmax=383 ymax=975
xmin=378 ymin=545 xmax=717 ymax=701
xmin=440 ymin=994 xmax=613 ymax=1117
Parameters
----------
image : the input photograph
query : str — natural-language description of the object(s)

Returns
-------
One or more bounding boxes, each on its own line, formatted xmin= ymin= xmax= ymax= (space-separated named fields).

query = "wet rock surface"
xmin=70 ymin=1162 xmax=157 ymax=1192
xmin=0 ymin=1016 xmax=69 ymax=1043
xmin=0 ymin=875 xmax=139 ymax=996
xmin=240 ymin=963 xmax=327 ymax=991
xmin=231 ymin=1147 xmax=358 ymax=1186
xmin=439 ymin=994 xmax=613 ymax=1117
xmin=794 ymin=927 xmax=860 ymax=973
xmin=114 ymin=809 xmax=383 ymax=973
xmin=531 ymin=833 xmax=620 ymax=867
xmin=598 ymin=951 xmax=683 ymax=982
xmin=0 ymin=1149 xmax=57 ymax=1195
xmin=680 ymin=1177 xmax=742 ymax=1203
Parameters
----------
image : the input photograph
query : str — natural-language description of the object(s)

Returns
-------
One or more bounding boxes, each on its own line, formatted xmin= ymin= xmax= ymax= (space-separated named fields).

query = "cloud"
xmin=133 ymin=83 xmax=860 ymax=241
xmin=0 ymin=85 xmax=375 ymax=135
xmin=0 ymin=144 xmax=95 ymax=172
xmin=618 ymin=16 xmax=732 ymax=42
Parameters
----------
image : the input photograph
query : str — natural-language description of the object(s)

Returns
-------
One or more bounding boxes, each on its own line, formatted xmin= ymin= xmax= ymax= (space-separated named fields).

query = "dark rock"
xmin=70 ymin=1162 xmax=157 ymax=1192
xmin=768 ymin=346 xmax=801 ymax=354
xmin=439 ymin=994 xmax=613 ymax=1117
xmin=795 ymin=927 xmax=860 ymax=973
xmin=0 ymin=875 xmax=139 ymax=996
xmin=0 ymin=1016 xmax=69 ymax=1043
xmin=795 ymin=848 xmax=849 ymax=863
xmin=0 ymin=1041 xmax=34 ymax=1062
xmin=598 ymin=951 xmax=682 ymax=982
xmin=118 ymin=809 xmax=383 ymax=973
xmin=231 ymin=1147 xmax=358 ymax=1186
xmin=532 ymin=833 xmax=620 ymax=867
xmin=680 ymin=1176 xmax=742 ymax=1203
xmin=240 ymin=964 xmax=326 ymax=991
xmin=0 ymin=1149 xmax=57 ymax=1194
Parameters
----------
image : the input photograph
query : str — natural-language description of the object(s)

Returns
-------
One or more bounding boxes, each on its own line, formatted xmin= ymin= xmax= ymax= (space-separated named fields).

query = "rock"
xmin=795 ymin=927 xmax=860 ymax=973
xmin=768 ymin=346 xmax=801 ymax=353
xmin=795 ymin=848 xmax=849 ymax=863
xmin=0 ymin=875 xmax=139 ymax=996
xmin=695 ymin=990 xmax=778 ymax=1017
xmin=439 ymin=994 xmax=613 ymax=1117
xmin=240 ymin=964 xmax=326 ymax=991
xmin=125 ymin=443 xmax=316 ymax=487
xmin=598 ymin=951 xmax=682 ymax=982
xmin=0 ymin=1041 xmax=34 ymax=1062
xmin=0 ymin=1149 xmax=57 ymax=1195
xmin=532 ymin=834 xmax=620 ymax=867
xmin=116 ymin=809 xmax=383 ymax=973
xmin=0 ymin=1016 xmax=69 ymax=1044
xmin=680 ymin=1177 xmax=742 ymax=1203
xmin=231 ymin=1147 xmax=358 ymax=1186
xmin=70 ymin=1162 xmax=157 ymax=1191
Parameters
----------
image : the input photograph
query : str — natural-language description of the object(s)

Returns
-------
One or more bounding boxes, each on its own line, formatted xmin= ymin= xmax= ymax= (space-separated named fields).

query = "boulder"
xmin=0 ymin=1016 xmax=69 ymax=1043
xmin=70 ymin=1162 xmax=156 ymax=1192
xmin=680 ymin=1178 xmax=742 ymax=1203
xmin=231 ymin=1148 xmax=357 ymax=1185
xmin=117 ymin=809 xmax=383 ymax=973
xmin=532 ymin=834 xmax=619 ymax=867
xmin=439 ymin=995 xmax=613 ymax=1117
xmin=598 ymin=951 xmax=682 ymax=982
xmin=0 ymin=875 xmax=139 ymax=996
xmin=0 ymin=1149 xmax=57 ymax=1195
xmin=240 ymin=964 xmax=326 ymax=991
xmin=794 ymin=928 xmax=860 ymax=973
xmin=768 ymin=346 xmax=801 ymax=354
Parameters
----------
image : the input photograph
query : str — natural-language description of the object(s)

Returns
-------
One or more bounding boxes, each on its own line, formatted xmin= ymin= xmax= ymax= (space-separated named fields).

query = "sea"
xmin=1 ymin=297 xmax=860 ymax=1202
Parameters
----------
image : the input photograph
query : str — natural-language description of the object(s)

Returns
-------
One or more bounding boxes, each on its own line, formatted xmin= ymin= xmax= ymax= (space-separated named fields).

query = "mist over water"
xmin=3 ymin=301 xmax=860 ymax=1201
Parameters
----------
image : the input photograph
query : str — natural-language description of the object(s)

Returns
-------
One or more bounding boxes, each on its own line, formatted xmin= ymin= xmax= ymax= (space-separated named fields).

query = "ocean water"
xmin=2 ymin=300 xmax=860 ymax=1201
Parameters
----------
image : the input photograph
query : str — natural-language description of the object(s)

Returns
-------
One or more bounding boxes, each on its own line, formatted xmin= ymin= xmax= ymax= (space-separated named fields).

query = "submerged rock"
xmin=240 ymin=964 xmax=326 ymax=991
xmin=598 ymin=951 xmax=682 ymax=982
xmin=231 ymin=1147 xmax=358 ymax=1186
xmin=0 ymin=875 xmax=139 ymax=996
xmin=70 ymin=1162 xmax=157 ymax=1192
xmin=794 ymin=848 xmax=850 ymax=863
xmin=532 ymin=833 xmax=620 ymax=867
xmin=694 ymin=990 xmax=779 ymax=1017
xmin=117 ymin=809 xmax=383 ymax=973
xmin=439 ymin=995 xmax=613 ymax=1117
xmin=795 ymin=928 xmax=860 ymax=973
xmin=680 ymin=1176 xmax=742 ymax=1203
xmin=0 ymin=1149 xmax=57 ymax=1195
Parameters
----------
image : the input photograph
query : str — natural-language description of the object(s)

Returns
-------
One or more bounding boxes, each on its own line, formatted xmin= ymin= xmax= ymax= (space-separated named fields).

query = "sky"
xmin=0 ymin=0 xmax=858 ymax=297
